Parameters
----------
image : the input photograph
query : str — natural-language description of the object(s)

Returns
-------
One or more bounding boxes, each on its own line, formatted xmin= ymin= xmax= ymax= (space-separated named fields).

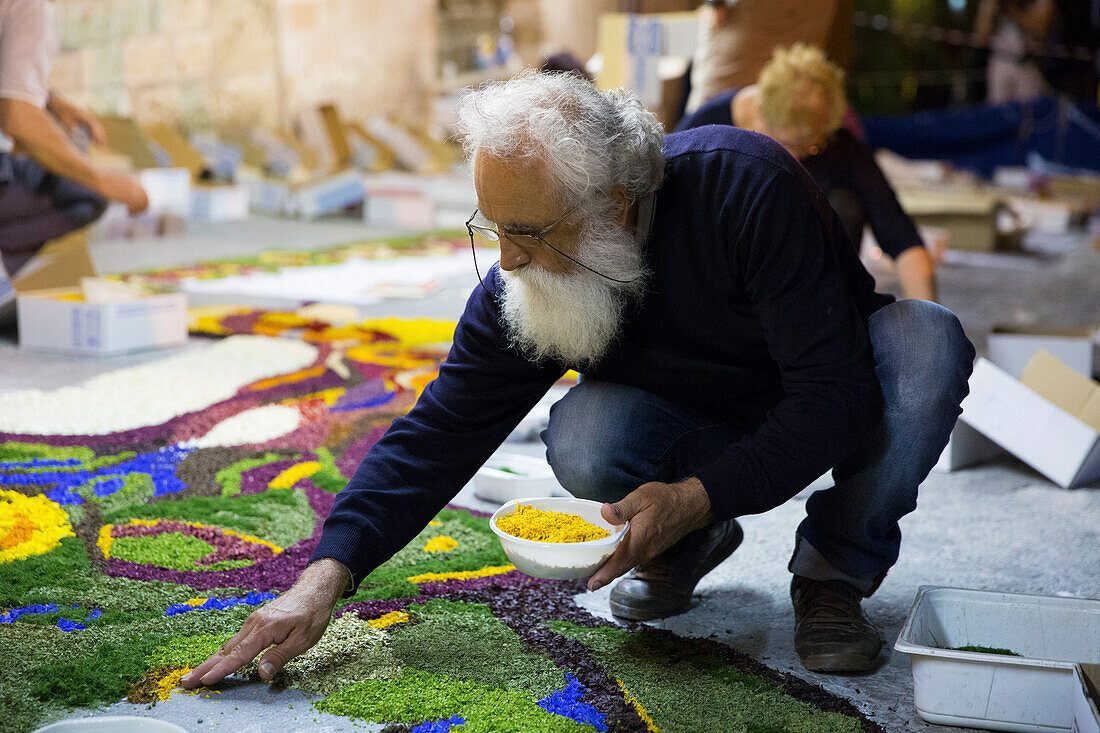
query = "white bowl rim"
xmin=489 ymin=497 xmax=629 ymax=548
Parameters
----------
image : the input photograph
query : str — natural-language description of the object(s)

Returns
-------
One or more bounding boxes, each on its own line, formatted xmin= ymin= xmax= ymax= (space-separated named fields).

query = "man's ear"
xmin=610 ymin=184 xmax=630 ymax=227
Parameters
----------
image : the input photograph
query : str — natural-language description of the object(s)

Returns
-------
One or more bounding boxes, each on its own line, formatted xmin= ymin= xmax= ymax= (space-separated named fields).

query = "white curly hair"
xmin=456 ymin=70 xmax=666 ymax=218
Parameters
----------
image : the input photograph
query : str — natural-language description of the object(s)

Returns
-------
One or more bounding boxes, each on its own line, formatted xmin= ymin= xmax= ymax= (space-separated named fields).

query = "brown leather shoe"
xmin=791 ymin=575 xmax=882 ymax=673
xmin=608 ymin=519 xmax=743 ymax=621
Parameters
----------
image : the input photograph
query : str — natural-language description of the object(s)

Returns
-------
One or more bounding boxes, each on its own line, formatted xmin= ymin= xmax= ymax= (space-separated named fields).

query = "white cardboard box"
xmin=138 ymin=167 xmax=192 ymax=217
xmin=364 ymin=187 xmax=436 ymax=229
xmin=249 ymin=170 xmax=365 ymax=219
xmin=988 ymin=325 xmax=1097 ymax=380
xmin=246 ymin=178 xmax=290 ymax=215
xmin=7 ymin=232 xmax=188 ymax=355
xmin=191 ymin=184 xmax=249 ymax=222
xmin=933 ymin=420 xmax=1005 ymax=473
xmin=288 ymin=169 xmax=365 ymax=219
xmin=17 ymin=287 xmax=187 ymax=355
xmin=961 ymin=355 xmax=1100 ymax=488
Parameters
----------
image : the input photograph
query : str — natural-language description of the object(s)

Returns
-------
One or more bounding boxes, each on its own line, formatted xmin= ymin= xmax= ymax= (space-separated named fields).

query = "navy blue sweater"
xmin=676 ymin=89 xmax=926 ymax=258
xmin=313 ymin=126 xmax=893 ymax=591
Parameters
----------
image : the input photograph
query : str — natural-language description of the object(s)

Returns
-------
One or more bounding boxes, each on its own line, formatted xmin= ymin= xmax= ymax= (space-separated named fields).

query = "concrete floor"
xmin=7 ymin=216 xmax=1100 ymax=732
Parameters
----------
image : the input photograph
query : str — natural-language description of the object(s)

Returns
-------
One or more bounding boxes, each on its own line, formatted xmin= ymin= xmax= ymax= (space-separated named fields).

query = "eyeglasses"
xmin=465 ymin=206 xmax=639 ymax=286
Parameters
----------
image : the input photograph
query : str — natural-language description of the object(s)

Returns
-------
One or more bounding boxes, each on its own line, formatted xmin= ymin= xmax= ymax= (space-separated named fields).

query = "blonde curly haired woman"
xmin=678 ymin=44 xmax=938 ymax=302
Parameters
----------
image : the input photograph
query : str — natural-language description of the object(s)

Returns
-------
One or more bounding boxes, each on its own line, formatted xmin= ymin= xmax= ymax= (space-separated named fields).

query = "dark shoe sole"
xmin=799 ymin=651 xmax=878 ymax=674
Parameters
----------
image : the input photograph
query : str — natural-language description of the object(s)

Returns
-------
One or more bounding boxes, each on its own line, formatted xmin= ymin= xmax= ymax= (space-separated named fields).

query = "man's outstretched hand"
xmin=586 ymin=477 xmax=712 ymax=592
xmin=180 ymin=558 xmax=350 ymax=689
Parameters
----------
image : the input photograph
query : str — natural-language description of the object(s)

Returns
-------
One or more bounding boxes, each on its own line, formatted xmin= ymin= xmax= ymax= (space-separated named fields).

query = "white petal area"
xmin=181 ymin=404 xmax=302 ymax=448
xmin=0 ymin=336 xmax=318 ymax=435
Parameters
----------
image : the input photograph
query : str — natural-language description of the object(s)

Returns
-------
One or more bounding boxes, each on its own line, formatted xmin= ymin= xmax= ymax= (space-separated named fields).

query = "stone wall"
xmin=48 ymin=0 xmax=436 ymax=133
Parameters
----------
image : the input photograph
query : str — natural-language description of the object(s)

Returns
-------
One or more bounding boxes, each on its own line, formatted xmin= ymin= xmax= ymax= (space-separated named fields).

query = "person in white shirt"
xmin=0 ymin=0 xmax=147 ymax=275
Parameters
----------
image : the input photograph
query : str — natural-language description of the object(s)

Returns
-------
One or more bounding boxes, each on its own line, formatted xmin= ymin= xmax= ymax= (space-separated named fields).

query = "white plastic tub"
xmin=895 ymin=586 xmax=1100 ymax=732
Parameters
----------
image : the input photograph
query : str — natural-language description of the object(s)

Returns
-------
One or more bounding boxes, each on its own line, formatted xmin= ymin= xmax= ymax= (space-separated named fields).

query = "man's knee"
xmin=871 ymin=299 xmax=975 ymax=412
xmin=542 ymin=383 xmax=656 ymax=503
xmin=544 ymin=413 xmax=632 ymax=503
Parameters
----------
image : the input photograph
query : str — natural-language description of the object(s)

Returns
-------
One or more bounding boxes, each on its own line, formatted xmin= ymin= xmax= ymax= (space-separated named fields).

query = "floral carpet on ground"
xmin=110 ymin=231 xmax=472 ymax=291
xmin=0 ymin=307 xmax=882 ymax=733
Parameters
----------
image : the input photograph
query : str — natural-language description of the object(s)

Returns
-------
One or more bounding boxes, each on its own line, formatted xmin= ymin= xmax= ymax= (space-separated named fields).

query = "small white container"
xmin=490 ymin=497 xmax=628 ymax=580
xmin=473 ymin=453 xmax=570 ymax=505
xmin=895 ymin=586 xmax=1100 ymax=732
xmin=35 ymin=717 xmax=189 ymax=732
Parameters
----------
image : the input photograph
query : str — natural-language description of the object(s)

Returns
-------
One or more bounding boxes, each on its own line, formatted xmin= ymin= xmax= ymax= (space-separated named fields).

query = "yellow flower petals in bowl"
xmin=490 ymin=498 xmax=628 ymax=580
xmin=495 ymin=504 xmax=610 ymax=543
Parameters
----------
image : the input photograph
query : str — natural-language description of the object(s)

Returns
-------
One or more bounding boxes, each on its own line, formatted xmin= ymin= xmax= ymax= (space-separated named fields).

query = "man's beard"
xmin=499 ymin=214 xmax=648 ymax=369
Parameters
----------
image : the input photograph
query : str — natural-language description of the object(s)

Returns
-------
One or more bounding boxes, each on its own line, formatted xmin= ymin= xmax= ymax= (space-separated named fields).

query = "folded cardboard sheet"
xmin=960 ymin=352 xmax=1100 ymax=488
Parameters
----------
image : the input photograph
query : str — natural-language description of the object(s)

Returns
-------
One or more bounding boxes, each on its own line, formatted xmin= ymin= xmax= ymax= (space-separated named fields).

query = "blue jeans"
xmin=542 ymin=299 xmax=975 ymax=595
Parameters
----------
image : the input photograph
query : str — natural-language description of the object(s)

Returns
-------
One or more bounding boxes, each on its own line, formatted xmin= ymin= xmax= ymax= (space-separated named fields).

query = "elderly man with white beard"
xmin=183 ymin=71 xmax=974 ymax=688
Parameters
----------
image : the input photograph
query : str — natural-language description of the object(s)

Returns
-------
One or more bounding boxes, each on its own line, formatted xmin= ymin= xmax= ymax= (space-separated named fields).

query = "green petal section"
xmin=391 ymin=600 xmax=564 ymax=699
xmin=109 ymin=534 xmax=250 ymax=572
xmin=315 ymin=668 xmax=589 ymax=733
xmin=552 ymin=621 xmax=865 ymax=733
xmin=103 ymin=487 xmax=315 ymax=549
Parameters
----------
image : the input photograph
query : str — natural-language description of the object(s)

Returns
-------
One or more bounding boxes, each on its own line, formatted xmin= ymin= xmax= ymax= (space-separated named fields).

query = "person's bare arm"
xmin=181 ymin=557 xmax=353 ymax=688
xmin=46 ymin=93 xmax=105 ymax=146
xmin=0 ymin=97 xmax=147 ymax=212
xmin=895 ymin=246 xmax=938 ymax=302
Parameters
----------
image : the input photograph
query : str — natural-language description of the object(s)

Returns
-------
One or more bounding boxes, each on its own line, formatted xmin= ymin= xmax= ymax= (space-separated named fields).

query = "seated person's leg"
xmin=790 ymin=299 xmax=974 ymax=671
xmin=543 ymin=379 xmax=745 ymax=620
xmin=0 ymin=155 xmax=107 ymax=276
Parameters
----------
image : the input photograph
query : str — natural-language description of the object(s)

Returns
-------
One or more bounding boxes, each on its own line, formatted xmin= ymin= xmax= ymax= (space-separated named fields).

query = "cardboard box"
xmin=191 ymin=184 xmax=249 ymax=222
xmin=100 ymin=115 xmax=163 ymax=169
xmin=141 ymin=123 xmax=207 ymax=176
xmin=18 ymin=287 xmax=187 ymax=355
xmin=362 ymin=172 xmax=476 ymax=229
xmin=8 ymin=233 xmax=188 ymax=355
xmin=247 ymin=170 xmax=364 ymax=219
xmin=960 ymin=354 xmax=1100 ymax=488
xmin=1004 ymin=193 xmax=1090 ymax=234
xmin=1048 ymin=173 xmax=1100 ymax=213
xmin=896 ymin=186 xmax=1005 ymax=252
xmin=596 ymin=12 xmax=698 ymax=108
xmin=988 ymin=325 xmax=1098 ymax=379
xmin=364 ymin=186 xmax=436 ymax=229
xmin=138 ymin=167 xmax=192 ymax=218
xmin=932 ymin=420 xmax=1004 ymax=473
xmin=290 ymin=169 xmax=364 ymax=219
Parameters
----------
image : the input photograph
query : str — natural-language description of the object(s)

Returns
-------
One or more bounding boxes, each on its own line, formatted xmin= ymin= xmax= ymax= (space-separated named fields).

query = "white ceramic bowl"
xmin=489 ymin=497 xmax=628 ymax=580
xmin=473 ymin=453 xmax=570 ymax=505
